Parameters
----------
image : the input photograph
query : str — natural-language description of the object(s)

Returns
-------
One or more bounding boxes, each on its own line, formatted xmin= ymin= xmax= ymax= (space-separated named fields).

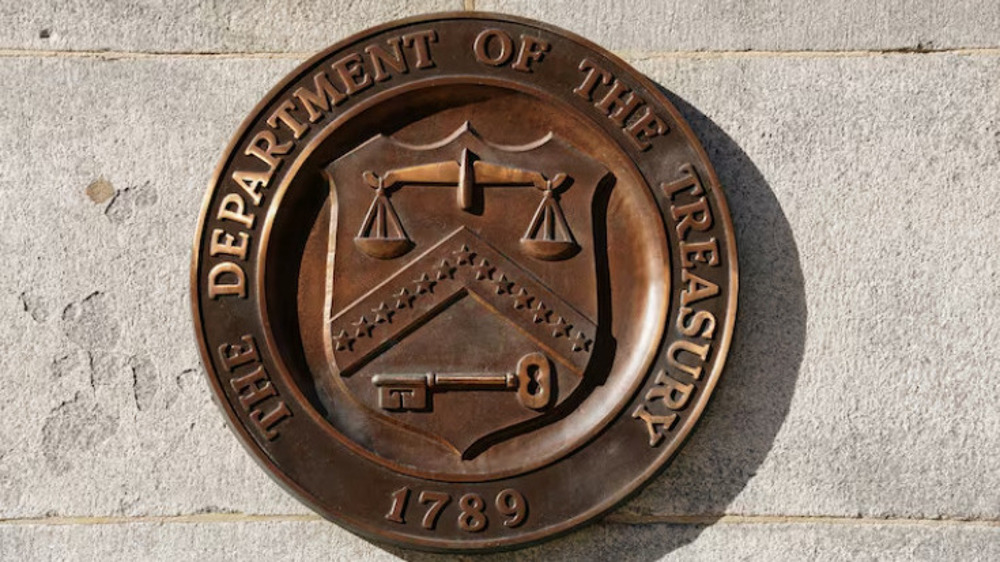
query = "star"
xmin=413 ymin=273 xmax=436 ymax=294
xmin=513 ymin=288 xmax=534 ymax=310
xmin=532 ymin=301 xmax=551 ymax=324
xmin=371 ymin=302 xmax=393 ymax=324
xmin=473 ymin=258 xmax=494 ymax=280
xmin=492 ymin=274 xmax=513 ymax=295
xmin=453 ymin=244 xmax=475 ymax=265
xmin=332 ymin=329 xmax=354 ymax=351
xmin=550 ymin=316 xmax=573 ymax=338
xmin=394 ymin=288 xmax=412 ymax=309
xmin=434 ymin=259 xmax=455 ymax=280
xmin=352 ymin=316 xmax=372 ymax=338
xmin=571 ymin=331 xmax=592 ymax=352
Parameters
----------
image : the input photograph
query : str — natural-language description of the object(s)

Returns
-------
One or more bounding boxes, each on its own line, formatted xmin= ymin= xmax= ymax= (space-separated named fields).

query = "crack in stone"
xmin=2 ymin=46 xmax=1000 ymax=61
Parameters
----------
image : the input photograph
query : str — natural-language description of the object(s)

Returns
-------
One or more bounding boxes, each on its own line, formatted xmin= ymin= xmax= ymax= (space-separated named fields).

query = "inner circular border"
xmin=190 ymin=11 xmax=739 ymax=552
xmin=258 ymin=76 xmax=670 ymax=482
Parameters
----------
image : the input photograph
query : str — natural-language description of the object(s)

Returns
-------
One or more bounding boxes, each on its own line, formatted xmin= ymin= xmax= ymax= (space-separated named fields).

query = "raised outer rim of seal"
xmin=190 ymin=11 xmax=738 ymax=552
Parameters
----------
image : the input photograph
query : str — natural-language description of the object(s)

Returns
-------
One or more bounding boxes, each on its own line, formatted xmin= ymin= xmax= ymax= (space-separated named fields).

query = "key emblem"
xmin=372 ymin=352 xmax=553 ymax=411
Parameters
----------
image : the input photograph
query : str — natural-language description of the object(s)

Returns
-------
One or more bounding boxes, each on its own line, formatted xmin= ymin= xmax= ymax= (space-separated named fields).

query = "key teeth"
xmin=374 ymin=375 xmax=429 ymax=411
xmin=372 ymin=354 xmax=553 ymax=411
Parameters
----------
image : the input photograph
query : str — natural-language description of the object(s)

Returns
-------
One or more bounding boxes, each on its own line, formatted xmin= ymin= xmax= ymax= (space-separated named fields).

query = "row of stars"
xmin=332 ymin=244 xmax=591 ymax=353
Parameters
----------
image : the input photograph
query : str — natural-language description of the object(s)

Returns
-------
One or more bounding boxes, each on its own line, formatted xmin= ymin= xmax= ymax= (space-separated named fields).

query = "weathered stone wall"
xmin=3 ymin=1 xmax=999 ymax=559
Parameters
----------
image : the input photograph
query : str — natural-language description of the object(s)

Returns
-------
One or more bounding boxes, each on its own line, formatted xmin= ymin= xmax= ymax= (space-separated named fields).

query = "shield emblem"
xmin=321 ymin=122 xmax=610 ymax=457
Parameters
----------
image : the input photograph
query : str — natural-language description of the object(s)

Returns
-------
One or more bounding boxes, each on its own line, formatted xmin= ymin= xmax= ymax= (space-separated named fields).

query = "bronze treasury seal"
xmin=191 ymin=12 xmax=737 ymax=552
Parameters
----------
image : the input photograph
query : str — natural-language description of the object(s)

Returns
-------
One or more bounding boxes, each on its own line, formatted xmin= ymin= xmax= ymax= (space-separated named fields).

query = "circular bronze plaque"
xmin=192 ymin=12 xmax=737 ymax=552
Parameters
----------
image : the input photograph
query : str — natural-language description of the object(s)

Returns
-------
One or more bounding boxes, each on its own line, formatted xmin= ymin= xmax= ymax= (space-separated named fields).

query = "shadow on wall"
xmin=380 ymin=87 xmax=808 ymax=561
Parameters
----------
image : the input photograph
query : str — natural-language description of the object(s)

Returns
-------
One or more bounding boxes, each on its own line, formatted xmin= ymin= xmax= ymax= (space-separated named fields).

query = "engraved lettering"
xmin=631 ymin=403 xmax=678 ymax=447
xmin=385 ymin=487 xmax=410 ymax=524
xmin=207 ymin=262 xmax=246 ymax=299
xmin=677 ymin=307 xmax=717 ymax=339
xmin=495 ymin=489 xmax=527 ymax=528
xmin=665 ymin=164 xmax=722 ymax=312
xmin=402 ymin=29 xmax=438 ymax=69
xmin=250 ymin=401 xmax=291 ymax=440
xmin=573 ymin=58 xmax=611 ymax=100
xmin=574 ymin=57 xmax=669 ymax=151
xmin=511 ymin=35 xmax=550 ymax=72
xmin=209 ymin=228 xmax=249 ymax=260
xmin=457 ymin=493 xmax=487 ymax=532
xmin=217 ymin=193 xmax=255 ymax=229
xmin=331 ymin=52 xmax=373 ymax=95
xmin=229 ymin=129 xmax=292 ymax=208
xmin=632 ymin=368 xmax=696 ymax=447
xmin=671 ymin=196 xmax=713 ymax=239
xmin=231 ymin=169 xmax=270 ymax=206
xmin=365 ymin=37 xmax=408 ymax=81
xmin=595 ymin=79 xmax=642 ymax=127
xmin=418 ymin=491 xmax=451 ymax=530
xmin=386 ymin=489 xmax=529 ymax=531
xmin=473 ymin=29 xmax=514 ymax=66
xmin=214 ymin=334 xmax=292 ymax=441
xmin=640 ymin=160 xmax=724 ymax=450
xmin=231 ymin=365 xmax=277 ymax=410
xmin=666 ymin=339 xmax=710 ymax=380
xmin=217 ymin=334 xmax=259 ymax=371
xmin=679 ymin=238 xmax=719 ymax=268
xmin=645 ymin=370 xmax=694 ymax=410
xmin=625 ymin=106 xmax=668 ymax=151
xmin=210 ymin=185 xmax=257 ymax=302
xmin=227 ymin=363 xmax=291 ymax=440
xmin=266 ymin=99 xmax=309 ymax=139
xmin=245 ymin=130 xmax=292 ymax=171
xmin=660 ymin=163 xmax=704 ymax=198
xmin=680 ymin=269 xmax=720 ymax=306
xmin=293 ymin=72 xmax=348 ymax=123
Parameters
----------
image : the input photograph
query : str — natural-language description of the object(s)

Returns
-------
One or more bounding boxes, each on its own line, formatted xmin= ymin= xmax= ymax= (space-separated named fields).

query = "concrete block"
xmin=622 ymin=51 xmax=1000 ymax=520
xmin=1 ymin=33 xmax=1000 ymax=540
xmin=4 ymin=1 xmax=1000 ymax=55
xmin=0 ymin=56 xmax=305 ymax=519
xmin=0 ymin=0 xmax=463 ymax=54
xmin=1 ymin=518 xmax=999 ymax=561
xmin=477 ymin=0 xmax=1000 ymax=52
xmin=2 ymin=0 xmax=1000 ymax=558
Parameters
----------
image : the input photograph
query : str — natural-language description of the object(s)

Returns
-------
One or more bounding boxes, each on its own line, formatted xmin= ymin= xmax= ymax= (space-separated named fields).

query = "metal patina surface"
xmin=191 ymin=12 xmax=738 ymax=552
